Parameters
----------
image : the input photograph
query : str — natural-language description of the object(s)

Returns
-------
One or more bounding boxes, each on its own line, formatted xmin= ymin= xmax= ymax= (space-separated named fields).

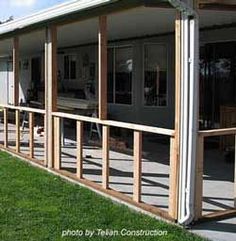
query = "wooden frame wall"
xmin=3 ymin=2 xmax=236 ymax=224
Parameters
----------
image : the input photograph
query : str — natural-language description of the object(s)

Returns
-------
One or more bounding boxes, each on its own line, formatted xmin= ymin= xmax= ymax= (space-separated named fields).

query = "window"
xmin=108 ymin=46 xmax=133 ymax=105
xmin=144 ymin=44 xmax=167 ymax=106
xmin=64 ymin=55 xmax=76 ymax=80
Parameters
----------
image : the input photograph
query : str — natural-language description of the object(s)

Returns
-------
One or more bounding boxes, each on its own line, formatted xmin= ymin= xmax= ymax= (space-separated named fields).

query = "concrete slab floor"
xmin=191 ymin=217 xmax=236 ymax=241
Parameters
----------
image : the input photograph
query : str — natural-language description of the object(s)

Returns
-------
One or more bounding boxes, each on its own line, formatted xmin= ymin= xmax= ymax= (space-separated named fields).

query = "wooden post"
xmin=169 ymin=136 xmax=179 ymax=218
xmin=98 ymin=15 xmax=107 ymax=120
xmin=76 ymin=121 xmax=83 ymax=179
xmin=102 ymin=125 xmax=110 ymax=189
xmin=44 ymin=114 xmax=47 ymax=166
xmin=15 ymin=109 xmax=20 ymax=153
xmin=13 ymin=37 xmax=19 ymax=106
xmin=54 ymin=116 xmax=61 ymax=170
xmin=45 ymin=25 xmax=57 ymax=168
xmin=234 ymin=135 xmax=236 ymax=208
xmin=195 ymin=135 xmax=204 ymax=220
xmin=133 ymin=131 xmax=142 ymax=203
xmin=29 ymin=112 xmax=34 ymax=158
xmin=4 ymin=108 xmax=8 ymax=148
xmin=168 ymin=11 xmax=181 ymax=220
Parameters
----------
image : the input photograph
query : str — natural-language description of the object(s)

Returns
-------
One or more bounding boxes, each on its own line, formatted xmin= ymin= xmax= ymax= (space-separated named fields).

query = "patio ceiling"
xmin=0 ymin=6 xmax=236 ymax=56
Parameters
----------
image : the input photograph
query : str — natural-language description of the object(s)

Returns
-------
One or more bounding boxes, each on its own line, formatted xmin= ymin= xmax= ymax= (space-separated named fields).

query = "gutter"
xmin=168 ymin=0 xmax=199 ymax=226
xmin=0 ymin=0 xmax=120 ymax=35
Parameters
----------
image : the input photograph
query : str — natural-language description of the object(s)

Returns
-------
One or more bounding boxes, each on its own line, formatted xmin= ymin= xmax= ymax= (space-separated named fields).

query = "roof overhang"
xmin=0 ymin=0 xmax=171 ymax=40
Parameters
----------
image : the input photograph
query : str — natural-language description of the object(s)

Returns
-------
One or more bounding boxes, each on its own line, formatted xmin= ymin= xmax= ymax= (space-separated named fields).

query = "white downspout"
xmin=168 ymin=0 xmax=199 ymax=226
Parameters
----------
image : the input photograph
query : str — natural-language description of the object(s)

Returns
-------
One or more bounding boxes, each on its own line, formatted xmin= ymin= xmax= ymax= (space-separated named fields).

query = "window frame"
xmin=107 ymin=44 xmax=134 ymax=106
xmin=142 ymin=42 xmax=169 ymax=108
xmin=63 ymin=54 xmax=77 ymax=81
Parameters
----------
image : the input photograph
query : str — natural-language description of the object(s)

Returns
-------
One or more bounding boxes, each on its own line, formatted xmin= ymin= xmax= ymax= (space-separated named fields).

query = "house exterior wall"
xmin=0 ymin=26 xmax=235 ymax=128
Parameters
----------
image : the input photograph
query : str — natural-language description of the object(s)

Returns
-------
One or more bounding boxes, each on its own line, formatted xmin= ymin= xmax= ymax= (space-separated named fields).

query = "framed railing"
xmin=195 ymin=128 xmax=236 ymax=220
xmin=52 ymin=111 xmax=177 ymax=220
xmin=0 ymin=104 xmax=46 ymax=165
xmin=0 ymin=104 xmax=180 ymax=221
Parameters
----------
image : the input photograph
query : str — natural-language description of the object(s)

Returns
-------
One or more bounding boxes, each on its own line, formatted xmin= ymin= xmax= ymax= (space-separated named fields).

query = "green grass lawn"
xmin=0 ymin=151 xmax=206 ymax=241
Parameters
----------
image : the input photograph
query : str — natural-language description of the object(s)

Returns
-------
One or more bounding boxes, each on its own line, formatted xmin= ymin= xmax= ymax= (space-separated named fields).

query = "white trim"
xmin=0 ymin=0 xmax=117 ymax=36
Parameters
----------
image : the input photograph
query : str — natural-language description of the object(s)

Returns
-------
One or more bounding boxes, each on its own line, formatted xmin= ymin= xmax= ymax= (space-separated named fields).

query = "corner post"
xmin=169 ymin=11 xmax=181 ymax=220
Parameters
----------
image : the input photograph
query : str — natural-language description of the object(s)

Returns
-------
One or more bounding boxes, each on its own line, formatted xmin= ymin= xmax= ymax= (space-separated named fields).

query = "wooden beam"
xmin=76 ymin=121 xmax=83 ymax=179
xmin=54 ymin=116 xmax=61 ymax=170
xmin=29 ymin=112 xmax=34 ymax=158
xmin=4 ymin=108 xmax=8 ymax=148
xmin=168 ymin=11 xmax=181 ymax=220
xmin=199 ymin=128 xmax=236 ymax=137
xmin=15 ymin=109 xmax=20 ymax=153
xmin=13 ymin=37 xmax=19 ymax=106
xmin=133 ymin=131 xmax=142 ymax=203
xmin=51 ymin=111 xmax=175 ymax=136
xmin=195 ymin=135 xmax=204 ymax=220
xmin=98 ymin=15 xmax=107 ymax=120
xmin=45 ymin=25 xmax=57 ymax=168
xmin=102 ymin=125 xmax=110 ymax=189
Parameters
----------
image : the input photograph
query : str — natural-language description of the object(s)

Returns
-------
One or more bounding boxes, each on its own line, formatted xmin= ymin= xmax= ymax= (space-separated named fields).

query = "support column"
xmin=169 ymin=12 xmax=181 ymax=220
xmin=45 ymin=25 xmax=57 ymax=168
xmin=177 ymin=10 xmax=199 ymax=225
xmin=13 ymin=37 xmax=19 ymax=106
xmin=98 ymin=15 xmax=107 ymax=120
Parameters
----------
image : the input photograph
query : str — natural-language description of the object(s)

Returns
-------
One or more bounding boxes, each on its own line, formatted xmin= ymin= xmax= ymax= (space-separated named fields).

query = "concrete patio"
xmin=0 ymin=119 xmax=234 ymax=215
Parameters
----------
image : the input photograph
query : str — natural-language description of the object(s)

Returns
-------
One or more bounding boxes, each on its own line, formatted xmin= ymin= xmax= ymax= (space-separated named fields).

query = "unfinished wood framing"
xmin=98 ymin=15 xmax=107 ymax=120
xmin=15 ymin=110 xmax=20 ymax=153
xmin=195 ymin=135 xmax=204 ymax=220
xmin=54 ymin=116 xmax=61 ymax=170
xmin=45 ymin=25 xmax=58 ymax=168
xmin=13 ymin=37 xmax=19 ymax=106
xmin=76 ymin=121 xmax=83 ymax=179
xmin=168 ymin=11 xmax=181 ymax=220
xmin=133 ymin=131 xmax=142 ymax=203
xmin=102 ymin=125 xmax=110 ymax=189
xmin=29 ymin=112 xmax=34 ymax=158
xmin=3 ymin=108 xmax=8 ymax=148
xmin=51 ymin=111 xmax=174 ymax=136
xmin=169 ymin=136 xmax=179 ymax=219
